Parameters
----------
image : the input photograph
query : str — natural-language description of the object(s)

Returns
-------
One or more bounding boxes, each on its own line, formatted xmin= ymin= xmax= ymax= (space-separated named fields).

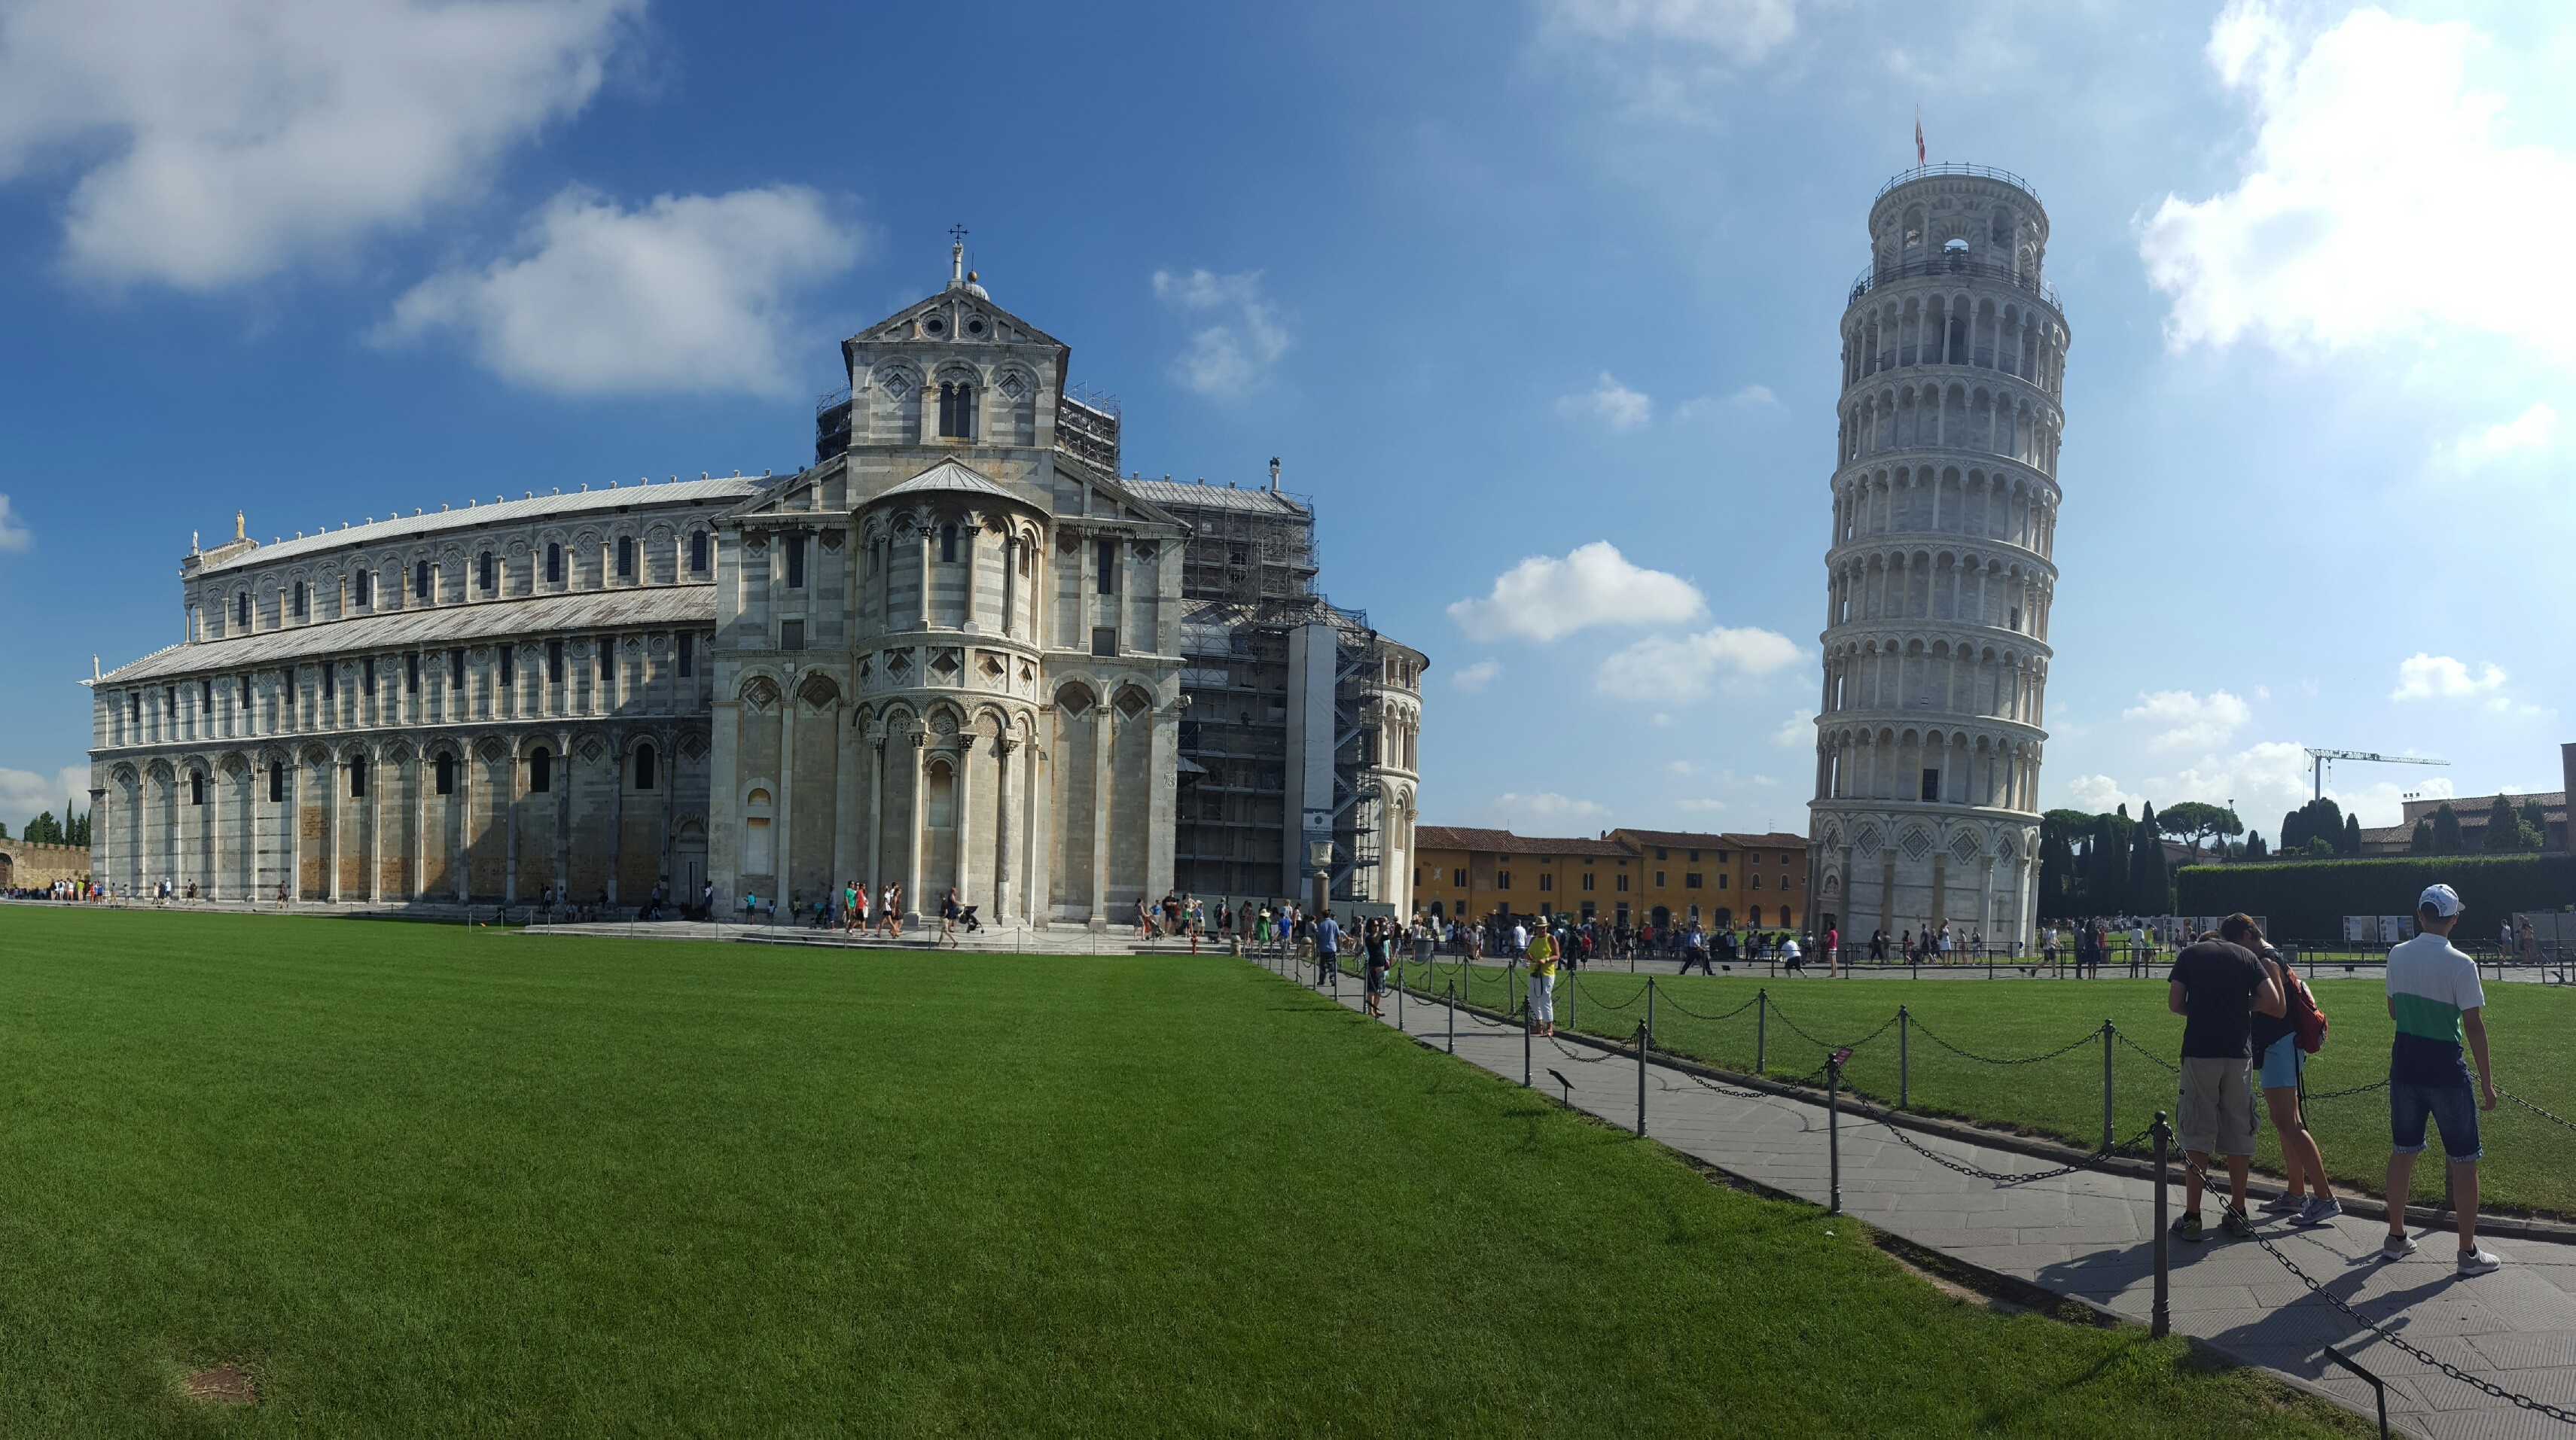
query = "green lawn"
xmin=0 ymin=909 xmax=2370 ymax=1438
xmin=1396 ymin=959 xmax=2576 ymax=1217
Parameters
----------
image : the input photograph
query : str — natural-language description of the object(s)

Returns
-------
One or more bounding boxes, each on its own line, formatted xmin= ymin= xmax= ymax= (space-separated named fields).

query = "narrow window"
xmin=355 ymin=569 xmax=372 ymax=607
xmin=546 ymin=543 xmax=563 ymax=585
xmin=350 ymin=756 xmax=367 ymax=799
xmin=690 ymin=531 xmax=709 ymax=573
xmin=236 ymin=592 xmax=251 ymax=627
xmin=239 ymin=674 xmax=252 ymax=708
xmin=599 ymin=641 xmax=615 ymax=681
xmin=270 ymin=763 xmax=285 ymax=802
xmin=530 ymin=747 xmax=552 ymax=793
xmin=1090 ymin=626 xmax=1117 ymax=657
xmin=781 ymin=618 xmax=805 ymax=651
xmin=635 ymin=743 xmax=657 ymax=791
xmin=435 ymin=754 xmax=455 ymax=796
xmin=450 ymin=649 xmax=465 ymax=690
xmin=201 ymin=679 xmax=212 ymax=711
xmin=939 ymin=524 xmax=957 ymax=563
xmin=130 ymin=693 xmax=140 ymax=723
xmin=406 ymin=653 xmax=419 ymax=693
xmin=415 ymin=560 xmax=431 ymax=599
xmin=1919 ymin=767 xmax=1940 ymax=801
xmin=166 ymin=686 xmax=177 ymax=715
xmin=292 ymin=580 xmax=307 ymax=618
xmin=478 ymin=551 xmax=495 ymax=592
xmin=500 ymin=647 xmax=515 ymax=687
xmin=363 ymin=658 xmax=376 ymax=696
xmin=937 ymin=381 xmax=975 ymax=438
xmin=322 ymin=665 xmax=334 ymax=700
xmin=616 ymin=535 xmax=634 ymax=579
xmin=547 ymin=640 xmax=564 ymax=684
xmin=678 ymin=632 xmax=695 ymax=677
xmin=785 ymin=534 xmax=806 ymax=588
xmin=190 ymin=772 xmax=205 ymax=806
xmin=1096 ymin=540 xmax=1117 ymax=593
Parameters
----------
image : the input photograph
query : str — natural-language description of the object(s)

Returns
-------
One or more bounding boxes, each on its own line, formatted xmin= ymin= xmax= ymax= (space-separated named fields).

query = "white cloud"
xmin=2121 ymin=689 xmax=2252 ymax=753
xmin=1676 ymin=798 xmax=1730 ymax=814
xmin=1450 ymin=659 xmax=1502 ymax=692
xmin=1676 ymin=383 xmax=1782 ymax=421
xmin=1538 ymin=0 xmax=1797 ymax=64
xmin=2142 ymin=2 xmax=2576 ymax=364
xmin=1666 ymin=760 xmax=1699 ymax=776
xmin=1773 ymin=708 xmax=1814 ymax=747
xmin=2436 ymin=402 xmax=2557 ymax=475
xmin=0 ymin=0 xmax=635 ymax=288
xmin=1151 ymin=269 xmax=1288 ymax=398
xmin=2062 ymin=773 xmax=2145 ymax=815
xmin=0 ymin=763 xmax=91 ymax=831
xmin=379 ymin=185 xmax=859 ymax=397
xmin=1558 ymin=371 xmax=1654 ymax=432
xmin=1448 ymin=541 xmax=1703 ymax=642
xmin=0 ymin=494 xmax=30 ymax=553
xmin=1489 ymin=791 xmax=1609 ymax=830
xmin=1596 ymin=626 xmax=1803 ymax=702
xmin=2390 ymin=653 xmax=2506 ymax=701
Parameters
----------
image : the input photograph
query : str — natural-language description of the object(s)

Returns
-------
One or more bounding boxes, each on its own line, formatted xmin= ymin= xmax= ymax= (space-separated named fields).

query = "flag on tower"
xmin=1915 ymin=111 xmax=1925 ymax=166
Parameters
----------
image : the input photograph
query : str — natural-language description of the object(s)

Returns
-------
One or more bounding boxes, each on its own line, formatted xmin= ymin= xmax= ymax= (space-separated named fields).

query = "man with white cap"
xmin=2382 ymin=883 xmax=2503 ymax=1275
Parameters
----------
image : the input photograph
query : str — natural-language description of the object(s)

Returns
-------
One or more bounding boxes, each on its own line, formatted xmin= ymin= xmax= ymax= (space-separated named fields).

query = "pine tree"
xmin=2410 ymin=818 xmax=2434 ymax=854
xmin=2131 ymin=802 xmax=2171 ymax=915
xmin=2432 ymin=803 xmax=2463 ymax=854
xmin=2246 ymin=830 xmax=2268 ymax=860
xmin=2484 ymin=795 xmax=2532 ymax=853
xmin=2343 ymin=814 xmax=2362 ymax=856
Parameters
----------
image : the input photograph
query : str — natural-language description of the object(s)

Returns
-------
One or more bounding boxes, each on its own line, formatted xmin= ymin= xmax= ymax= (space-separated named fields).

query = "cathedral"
xmin=85 ymin=244 xmax=1425 ymax=926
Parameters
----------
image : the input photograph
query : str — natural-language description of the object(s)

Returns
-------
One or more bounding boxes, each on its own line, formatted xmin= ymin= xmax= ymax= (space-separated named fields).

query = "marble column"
xmin=204 ymin=766 xmax=222 ymax=901
xmin=606 ymin=732 xmax=623 ymax=907
xmin=1090 ymin=704 xmax=1111 ymax=927
xmin=953 ymin=735 xmax=975 ymax=914
xmin=454 ymin=747 xmax=471 ymax=904
xmin=904 ymin=735 xmax=926 ymax=924
xmin=367 ymin=743 xmax=383 ymax=904
xmin=867 ymin=735 xmax=886 ymax=890
xmin=325 ymin=755 xmax=342 ymax=903
xmin=776 ymin=693 xmax=796 ymax=903
xmin=504 ymin=742 xmax=520 ymax=906
xmin=992 ymin=737 xmax=1016 ymax=924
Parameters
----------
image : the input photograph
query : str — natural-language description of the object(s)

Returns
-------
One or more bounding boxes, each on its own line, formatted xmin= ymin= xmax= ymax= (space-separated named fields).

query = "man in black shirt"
xmin=2167 ymin=928 xmax=2286 ymax=1240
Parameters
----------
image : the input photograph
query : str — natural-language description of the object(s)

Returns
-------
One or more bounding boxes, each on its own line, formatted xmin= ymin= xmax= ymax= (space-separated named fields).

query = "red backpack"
xmin=2288 ymin=969 xmax=2329 ymax=1054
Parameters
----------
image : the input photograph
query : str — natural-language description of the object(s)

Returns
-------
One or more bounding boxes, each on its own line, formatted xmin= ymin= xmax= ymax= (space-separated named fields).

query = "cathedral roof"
xmin=96 ymin=584 xmax=714 ymax=685
xmin=874 ymin=458 xmax=1022 ymax=504
xmin=197 ymin=476 xmax=765 ymax=576
xmin=1123 ymin=477 xmax=1309 ymax=517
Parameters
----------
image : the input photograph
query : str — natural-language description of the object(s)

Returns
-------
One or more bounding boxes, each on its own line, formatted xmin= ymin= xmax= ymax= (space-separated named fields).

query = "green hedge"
xmin=2175 ymin=852 xmax=2576 ymax=939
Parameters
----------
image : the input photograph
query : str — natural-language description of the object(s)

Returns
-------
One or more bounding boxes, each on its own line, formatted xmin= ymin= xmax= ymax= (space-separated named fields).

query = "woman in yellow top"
xmin=1527 ymin=924 xmax=1559 ymax=1037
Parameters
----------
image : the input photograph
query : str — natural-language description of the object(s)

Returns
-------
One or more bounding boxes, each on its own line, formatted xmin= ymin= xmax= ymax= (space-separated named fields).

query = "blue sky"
xmin=2 ymin=0 xmax=2569 ymax=845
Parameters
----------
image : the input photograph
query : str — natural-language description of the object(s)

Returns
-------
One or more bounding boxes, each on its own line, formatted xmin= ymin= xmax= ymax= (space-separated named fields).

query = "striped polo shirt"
xmin=2385 ymin=933 xmax=2484 ymax=1086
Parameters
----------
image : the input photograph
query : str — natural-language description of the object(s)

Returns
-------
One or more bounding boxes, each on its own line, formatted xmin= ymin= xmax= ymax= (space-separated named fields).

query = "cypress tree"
xmin=2085 ymin=822 xmax=2127 ymax=915
xmin=2431 ymin=803 xmax=2462 ymax=854
xmin=2131 ymin=802 xmax=2171 ymax=915
xmin=2410 ymin=818 xmax=2434 ymax=854
xmin=2484 ymin=795 xmax=2529 ymax=853
xmin=2343 ymin=813 xmax=2362 ymax=856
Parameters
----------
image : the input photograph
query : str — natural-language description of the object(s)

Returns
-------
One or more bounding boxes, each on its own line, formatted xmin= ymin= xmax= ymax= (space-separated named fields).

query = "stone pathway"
xmin=1285 ymin=957 xmax=2576 ymax=1439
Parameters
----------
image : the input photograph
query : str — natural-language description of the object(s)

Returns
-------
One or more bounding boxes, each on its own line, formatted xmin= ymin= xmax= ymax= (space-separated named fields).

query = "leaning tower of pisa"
xmin=1806 ymin=165 xmax=2068 ymax=955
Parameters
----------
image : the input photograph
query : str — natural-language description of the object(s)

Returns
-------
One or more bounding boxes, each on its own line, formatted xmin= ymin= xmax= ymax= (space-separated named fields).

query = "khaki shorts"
xmin=2178 ymin=1055 xmax=2257 ymax=1157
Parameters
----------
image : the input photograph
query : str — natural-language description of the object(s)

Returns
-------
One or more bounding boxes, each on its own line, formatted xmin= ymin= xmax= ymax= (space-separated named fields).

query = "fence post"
xmin=1523 ymin=990 xmax=1533 ymax=1088
xmin=1898 ymin=1005 xmax=1910 ymax=1110
xmin=1645 ymin=976 xmax=1656 ymax=1052
xmin=1567 ymin=970 xmax=1578 ymax=1033
xmin=1756 ymin=988 xmax=1768 ymax=1074
xmin=2151 ymin=1110 xmax=2172 ymax=1338
xmin=2102 ymin=1020 xmax=2117 ymax=1154
xmin=1828 ymin=1049 xmax=1845 ymax=1214
xmin=1636 ymin=1021 xmax=1648 ymax=1137
xmin=1397 ymin=960 xmax=1406 ymax=1029
xmin=1447 ymin=982 xmax=1456 ymax=1056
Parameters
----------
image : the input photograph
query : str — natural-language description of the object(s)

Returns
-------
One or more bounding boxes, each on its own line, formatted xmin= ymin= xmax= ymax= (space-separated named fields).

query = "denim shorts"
xmin=2257 ymin=1033 xmax=2302 ymax=1091
xmin=2390 ymin=1080 xmax=2482 ymax=1160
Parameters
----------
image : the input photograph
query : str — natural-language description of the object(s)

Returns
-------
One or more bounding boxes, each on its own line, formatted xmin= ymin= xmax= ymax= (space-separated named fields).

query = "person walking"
xmin=937 ymin=887 xmax=962 ymax=947
xmin=879 ymin=882 xmax=904 ymax=939
xmin=2382 ymin=884 xmax=2503 ymax=1274
xmin=1315 ymin=910 xmax=1340 ymax=985
xmin=1363 ymin=919 xmax=1390 ymax=1018
xmin=2166 ymin=920 xmax=2285 ymax=1241
xmin=2231 ymin=915 xmax=2340 ymax=1225
xmin=1526 ymin=922 xmax=1559 ymax=1037
xmin=1678 ymin=922 xmax=1710 ymax=976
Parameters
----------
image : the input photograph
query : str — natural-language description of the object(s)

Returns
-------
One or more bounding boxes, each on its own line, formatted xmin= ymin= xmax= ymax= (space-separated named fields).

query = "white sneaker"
xmin=2457 ymin=1247 xmax=2503 ymax=1277
xmin=2382 ymin=1233 xmax=2418 ymax=1261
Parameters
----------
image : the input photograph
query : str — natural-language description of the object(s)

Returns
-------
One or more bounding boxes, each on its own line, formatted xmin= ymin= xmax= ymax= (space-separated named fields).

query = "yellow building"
xmin=1412 ymin=824 xmax=1807 ymax=932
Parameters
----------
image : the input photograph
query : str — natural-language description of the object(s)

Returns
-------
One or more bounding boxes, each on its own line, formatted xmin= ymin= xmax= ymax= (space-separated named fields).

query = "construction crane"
xmin=2304 ymin=747 xmax=2447 ymax=801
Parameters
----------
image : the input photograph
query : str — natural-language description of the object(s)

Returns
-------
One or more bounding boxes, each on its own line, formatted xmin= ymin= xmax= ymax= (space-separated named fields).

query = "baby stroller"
xmin=959 ymin=904 xmax=983 ymax=934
